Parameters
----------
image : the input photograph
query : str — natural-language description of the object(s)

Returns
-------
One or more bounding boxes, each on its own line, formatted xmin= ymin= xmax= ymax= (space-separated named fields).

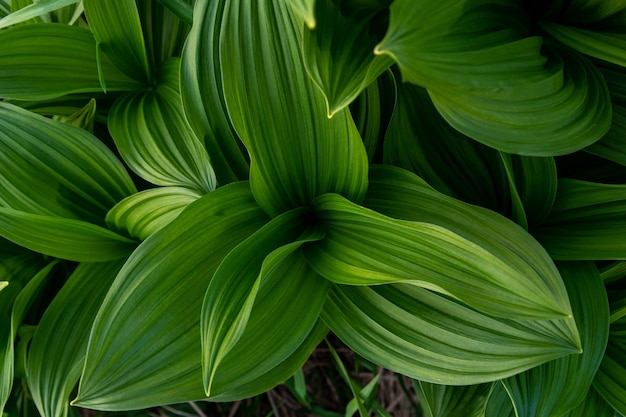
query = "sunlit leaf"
xmin=0 ymin=282 xmax=6 ymax=292
xmin=0 ymin=0 xmax=79 ymax=29
xmin=322 ymin=282 xmax=580 ymax=386
xmin=0 ymin=101 xmax=136 ymax=225
xmin=533 ymin=179 xmax=626 ymax=260
xmin=502 ymin=262 xmax=610 ymax=417
xmin=215 ymin=0 xmax=369 ymax=216
xmin=109 ymin=58 xmax=216 ymax=193
xmin=74 ymin=183 xmax=269 ymax=410
xmin=0 ymin=24 xmax=142 ymax=100
xmin=27 ymin=260 xmax=126 ymax=417
xmin=302 ymin=0 xmax=393 ymax=116
xmin=106 ymin=187 xmax=201 ymax=241
xmin=286 ymin=0 xmax=316 ymax=28
xmin=413 ymin=381 xmax=493 ymax=417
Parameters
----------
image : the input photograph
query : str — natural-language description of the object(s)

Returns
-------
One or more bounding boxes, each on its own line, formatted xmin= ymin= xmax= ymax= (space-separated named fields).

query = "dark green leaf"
xmin=484 ymin=383 xmax=515 ymax=417
xmin=413 ymin=381 xmax=493 ymax=417
xmin=561 ymin=386 xmax=618 ymax=417
xmin=155 ymin=0 xmax=192 ymax=26
xmin=593 ymin=308 xmax=626 ymax=415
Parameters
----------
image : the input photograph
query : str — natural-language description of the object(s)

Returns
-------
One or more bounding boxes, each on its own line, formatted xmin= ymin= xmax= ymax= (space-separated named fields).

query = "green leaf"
xmin=106 ymin=187 xmax=201 ymax=241
xmin=201 ymin=207 xmax=324 ymax=395
xmin=502 ymin=262 xmax=610 ymax=417
xmin=484 ymin=383 xmax=515 ymax=417
xmin=215 ymin=0 xmax=369 ymax=216
xmin=322 ymin=282 xmax=580 ymax=386
xmin=0 ymin=282 xmax=6 ymax=292
xmin=0 ymin=260 xmax=58 ymax=413
xmin=155 ymin=0 xmax=192 ymax=26
xmin=74 ymin=182 xmax=269 ymax=410
xmin=0 ymin=208 xmax=138 ymax=262
xmin=413 ymin=381 xmax=494 ymax=417
xmin=0 ymin=0 xmax=79 ymax=29
xmin=27 ymin=260 xmax=126 ymax=417
xmin=561 ymin=386 xmax=618 ymax=417
xmin=83 ymin=0 xmax=152 ymax=82
xmin=593 ymin=309 xmax=626 ymax=415
xmin=533 ymin=179 xmax=626 ymax=260
xmin=109 ymin=58 xmax=216 ymax=193
xmin=0 ymin=101 xmax=136 ymax=225
xmin=0 ymin=23 xmax=143 ymax=100
xmin=302 ymin=0 xmax=394 ymax=116
xmin=52 ymin=98 xmax=97 ymax=133
xmin=286 ymin=0 xmax=316 ymax=28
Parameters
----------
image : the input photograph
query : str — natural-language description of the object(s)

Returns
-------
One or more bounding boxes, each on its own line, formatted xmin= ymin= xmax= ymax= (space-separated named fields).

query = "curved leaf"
xmin=83 ymin=0 xmax=151 ymax=82
xmin=484 ymin=383 xmax=515 ymax=417
xmin=286 ymin=0 xmax=316 ymax=28
xmin=561 ymin=386 xmax=618 ymax=417
xmin=155 ymin=0 xmax=192 ymax=26
xmin=502 ymin=262 xmax=610 ymax=417
xmin=27 ymin=260 xmax=126 ymax=417
xmin=0 ymin=101 xmax=136 ymax=225
xmin=302 ymin=0 xmax=394 ymax=116
xmin=413 ymin=381 xmax=493 ymax=417
xmin=0 ymin=24 xmax=142 ymax=100
xmin=533 ymin=179 xmax=626 ymax=260
xmin=74 ymin=183 xmax=269 ymax=410
xmin=109 ymin=58 xmax=216 ymax=193
xmin=594 ymin=309 xmax=626 ymax=415
xmin=0 ymin=282 xmax=6 ymax=292
xmin=322 ymin=283 xmax=580 ymax=386
xmin=215 ymin=0 xmax=369 ymax=216
xmin=106 ymin=187 xmax=201 ymax=241
xmin=0 ymin=0 xmax=79 ymax=29
xmin=0 ymin=208 xmax=138 ymax=262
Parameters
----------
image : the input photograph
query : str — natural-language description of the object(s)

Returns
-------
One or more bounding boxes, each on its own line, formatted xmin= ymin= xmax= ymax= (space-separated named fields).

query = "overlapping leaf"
xmin=109 ymin=58 xmax=216 ymax=193
xmin=74 ymin=183 xmax=269 ymax=410
xmin=0 ymin=102 xmax=136 ymax=225
xmin=413 ymin=381 xmax=493 ymax=417
xmin=0 ymin=0 xmax=79 ymax=29
xmin=302 ymin=0 xmax=394 ymax=116
xmin=561 ymin=387 xmax=618 ymax=417
xmin=214 ymin=0 xmax=369 ymax=216
xmin=286 ymin=0 xmax=316 ymax=28
xmin=27 ymin=260 xmax=126 ymax=417
xmin=0 ymin=24 xmax=142 ymax=100
xmin=484 ymin=383 xmax=515 ymax=417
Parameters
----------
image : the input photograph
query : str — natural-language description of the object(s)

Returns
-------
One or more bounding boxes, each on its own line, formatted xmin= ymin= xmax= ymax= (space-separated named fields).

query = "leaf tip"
xmin=305 ymin=16 xmax=316 ymax=29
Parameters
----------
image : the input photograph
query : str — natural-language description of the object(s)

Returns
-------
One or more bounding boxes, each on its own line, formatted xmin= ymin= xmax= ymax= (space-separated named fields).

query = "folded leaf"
xmin=0 ymin=209 xmax=137 ymax=262
xmin=106 ymin=187 xmax=201 ymax=240
xmin=28 ymin=260 xmax=126 ymax=417
xmin=0 ymin=101 xmax=136 ymax=225
xmin=533 ymin=179 xmax=626 ymax=260
xmin=0 ymin=24 xmax=142 ymax=100
xmin=83 ymin=0 xmax=152 ymax=82
xmin=74 ymin=182 xmax=269 ymax=410
xmin=502 ymin=262 xmax=610 ymax=417
xmin=52 ymin=98 xmax=97 ymax=133
xmin=413 ymin=381 xmax=494 ymax=417
xmin=215 ymin=0 xmax=369 ymax=216
xmin=322 ymin=283 xmax=580 ymax=386
xmin=302 ymin=0 xmax=394 ymax=116
xmin=0 ymin=0 xmax=79 ymax=29
xmin=109 ymin=58 xmax=216 ymax=193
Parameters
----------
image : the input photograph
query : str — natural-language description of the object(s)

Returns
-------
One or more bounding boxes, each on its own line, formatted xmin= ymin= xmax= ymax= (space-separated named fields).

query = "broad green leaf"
xmin=52 ymin=98 xmax=96 ymax=133
xmin=109 ymin=58 xmax=216 ymax=193
xmin=502 ymin=262 xmax=610 ymax=417
xmin=542 ymin=22 xmax=626 ymax=67
xmin=533 ymin=179 xmax=626 ymax=260
xmin=287 ymin=0 xmax=316 ymax=28
xmin=83 ymin=0 xmax=151 ymax=82
xmin=0 ymin=0 xmax=79 ymax=29
xmin=155 ymin=0 xmax=192 ymax=25
xmin=302 ymin=0 xmax=394 ymax=116
xmin=413 ymin=381 xmax=494 ymax=417
xmin=74 ymin=183 xmax=269 ymax=410
xmin=201 ymin=207 xmax=322 ymax=395
xmin=0 ymin=208 xmax=138 ymax=262
xmin=181 ymin=0 xmax=250 ymax=185
xmin=0 ymin=24 xmax=142 ymax=100
xmin=0 ymin=260 xmax=58 ymax=413
xmin=27 ymin=260 xmax=126 ymax=417
xmin=215 ymin=0 xmax=369 ymax=216
xmin=0 ymin=101 xmax=136 ymax=225
xmin=106 ymin=187 xmax=201 ymax=241
xmin=561 ymin=386 xmax=618 ymax=417
xmin=206 ymin=249 xmax=330 ymax=400
xmin=322 ymin=282 xmax=580 ymax=386
xmin=594 ymin=311 xmax=626 ymax=415
xmin=484 ymin=382 xmax=515 ymax=417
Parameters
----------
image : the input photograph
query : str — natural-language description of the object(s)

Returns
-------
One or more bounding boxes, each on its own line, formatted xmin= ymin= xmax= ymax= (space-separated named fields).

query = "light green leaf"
xmin=0 ymin=101 xmax=136 ymax=225
xmin=302 ymin=0 xmax=394 ymax=116
xmin=215 ymin=0 xmax=369 ymax=216
xmin=109 ymin=58 xmax=216 ymax=193
xmin=0 ymin=282 xmax=6 ymax=292
xmin=27 ymin=260 xmax=126 ymax=417
xmin=484 ymin=383 xmax=515 ymax=417
xmin=533 ymin=179 xmax=626 ymax=260
xmin=502 ymin=262 xmax=610 ymax=417
xmin=0 ymin=208 xmax=138 ymax=262
xmin=106 ymin=187 xmax=201 ymax=241
xmin=413 ymin=381 xmax=494 ymax=417
xmin=561 ymin=386 xmax=618 ymax=417
xmin=0 ymin=260 xmax=58 ymax=413
xmin=322 ymin=282 xmax=580 ymax=386
xmin=52 ymin=98 xmax=96 ymax=133
xmin=74 ymin=183 xmax=269 ymax=410
xmin=201 ymin=207 xmax=321 ymax=395
xmin=542 ymin=22 xmax=626 ymax=67
xmin=83 ymin=0 xmax=151 ymax=82
xmin=0 ymin=23 xmax=143 ymax=100
xmin=0 ymin=0 xmax=79 ymax=29
xmin=286 ymin=0 xmax=316 ymax=28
